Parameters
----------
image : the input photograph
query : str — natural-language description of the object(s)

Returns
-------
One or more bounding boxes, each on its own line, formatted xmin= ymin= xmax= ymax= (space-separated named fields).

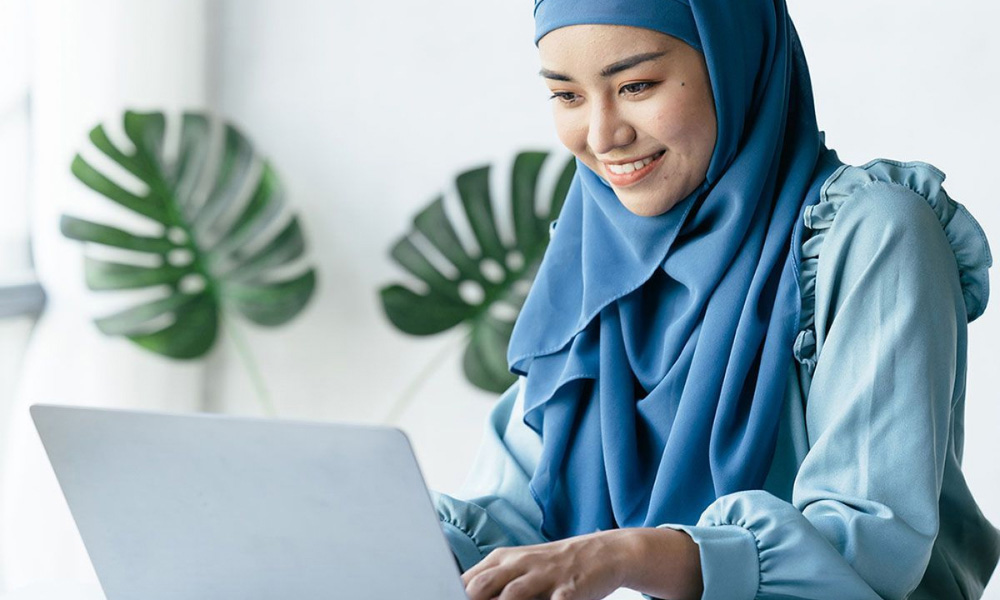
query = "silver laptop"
xmin=30 ymin=404 xmax=469 ymax=600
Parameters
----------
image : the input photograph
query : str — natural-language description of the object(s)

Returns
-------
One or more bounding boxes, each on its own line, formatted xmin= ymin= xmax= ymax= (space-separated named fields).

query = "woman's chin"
xmin=616 ymin=192 xmax=686 ymax=217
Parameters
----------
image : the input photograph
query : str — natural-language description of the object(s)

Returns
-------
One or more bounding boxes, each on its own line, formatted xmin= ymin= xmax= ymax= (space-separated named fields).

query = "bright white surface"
xmin=0 ymin=0 xmax=42 ymax=539
xmin=0 ymin=0 xmax=31 ymax=272
xmin=0 ymin=0 xmax=208 ymax=591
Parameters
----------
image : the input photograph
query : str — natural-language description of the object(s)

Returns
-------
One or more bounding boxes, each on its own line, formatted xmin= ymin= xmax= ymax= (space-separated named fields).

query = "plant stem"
xmin=382 ymin=330 xmax=470 ymax=426
xmin=223 ymin=316 xmax=277 ymax=417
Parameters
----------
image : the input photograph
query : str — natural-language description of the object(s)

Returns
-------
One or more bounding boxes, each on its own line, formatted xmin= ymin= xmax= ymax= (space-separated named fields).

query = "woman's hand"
xmin=460 ymin=527 xmax=702 ymax=600
xmin=460 ymin=529 xmax=630 ymax=600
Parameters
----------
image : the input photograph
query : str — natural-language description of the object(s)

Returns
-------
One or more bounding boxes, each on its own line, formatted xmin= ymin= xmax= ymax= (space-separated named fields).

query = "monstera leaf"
xmin=62 ymin=110 xmax=316 ymax=359
xmin=381 ymin=151 xmax=575 ymax=393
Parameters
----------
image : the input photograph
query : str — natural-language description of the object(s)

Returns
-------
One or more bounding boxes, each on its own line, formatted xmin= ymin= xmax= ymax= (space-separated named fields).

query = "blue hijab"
xmin=509 ymin=0 xmax=843 ymax=539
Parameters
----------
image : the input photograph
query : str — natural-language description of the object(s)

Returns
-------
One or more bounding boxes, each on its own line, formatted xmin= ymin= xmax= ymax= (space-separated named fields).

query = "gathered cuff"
xmin=440 ymin=520 xmax=485 ymax=573
xmin=793 ymin=158 xmax=992 ymax=372
xmin=433 ymin=490 xmax=533 ymax=572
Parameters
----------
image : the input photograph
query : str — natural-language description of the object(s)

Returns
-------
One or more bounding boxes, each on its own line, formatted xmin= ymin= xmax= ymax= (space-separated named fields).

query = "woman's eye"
xmin=549 ymin=91 xmax=580 ymax=105
xmin=620 ymin=82 xmax=656 ymax=96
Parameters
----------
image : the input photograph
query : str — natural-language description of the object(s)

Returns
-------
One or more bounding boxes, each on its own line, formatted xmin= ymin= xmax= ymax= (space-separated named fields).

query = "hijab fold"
xmin=510 ymin=0 xmax=842 ymax=539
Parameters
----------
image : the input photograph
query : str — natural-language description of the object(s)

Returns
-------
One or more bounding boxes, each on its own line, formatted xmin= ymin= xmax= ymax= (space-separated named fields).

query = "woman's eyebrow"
xmin=539 ymin=51 xmax=668 ymax=81
xmin=600 ymin=51 xmax=667 ymax=77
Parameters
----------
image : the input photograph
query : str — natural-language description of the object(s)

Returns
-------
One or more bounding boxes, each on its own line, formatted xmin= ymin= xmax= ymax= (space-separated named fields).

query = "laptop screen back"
xmin=31 ymin=405 xmax=468 ymax=600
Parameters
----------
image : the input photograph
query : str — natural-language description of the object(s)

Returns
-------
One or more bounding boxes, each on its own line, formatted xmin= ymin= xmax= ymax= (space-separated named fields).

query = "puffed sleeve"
xmin=651 ymin=161 xmax=995 ymax=600
xmin=432 ymin=377 xmax=548 ymax=572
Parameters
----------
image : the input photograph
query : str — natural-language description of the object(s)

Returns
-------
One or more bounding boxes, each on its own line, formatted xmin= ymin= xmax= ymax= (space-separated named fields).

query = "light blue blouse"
xmin=431 ymin=160 xmax=1000 ymax=599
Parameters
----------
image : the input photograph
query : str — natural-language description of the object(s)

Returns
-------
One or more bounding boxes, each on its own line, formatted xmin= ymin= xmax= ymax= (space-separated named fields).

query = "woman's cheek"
xmin=652 ymin=93 xmax=715 ymax=155
xmin=649 ymin=100 xmax=697 ymax=148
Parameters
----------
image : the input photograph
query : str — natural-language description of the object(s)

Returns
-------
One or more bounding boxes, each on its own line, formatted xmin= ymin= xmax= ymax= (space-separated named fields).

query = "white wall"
xmin=205 ymin=0 xmax=556 ymax=491
xmin=1 ymin=0 xmax=209 ymax=591
xmin=206 ymin=0 xmax=1000 ymax=595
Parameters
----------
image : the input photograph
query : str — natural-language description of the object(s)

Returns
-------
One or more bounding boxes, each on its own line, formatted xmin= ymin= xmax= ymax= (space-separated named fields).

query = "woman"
xmin=433 ymin=1 xmax=1000 ymax=598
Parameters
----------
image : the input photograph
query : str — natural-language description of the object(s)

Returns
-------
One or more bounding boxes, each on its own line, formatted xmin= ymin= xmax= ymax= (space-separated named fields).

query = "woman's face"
xmin=538 ymin=25 xmax=717 ymax=217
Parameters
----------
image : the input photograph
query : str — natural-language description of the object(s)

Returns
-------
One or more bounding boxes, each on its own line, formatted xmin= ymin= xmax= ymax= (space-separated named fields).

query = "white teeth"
xmin=606 ymin=153 xmax=659 ymax=176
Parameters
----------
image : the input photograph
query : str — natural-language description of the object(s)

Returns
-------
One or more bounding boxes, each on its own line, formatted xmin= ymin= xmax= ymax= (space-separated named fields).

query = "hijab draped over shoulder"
xmin=508 ymin=0 xmax=843 ymax=539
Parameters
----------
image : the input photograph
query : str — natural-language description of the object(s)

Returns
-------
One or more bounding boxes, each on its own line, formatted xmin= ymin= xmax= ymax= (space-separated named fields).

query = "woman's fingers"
xmin=464 ymin=564 xmax=522 ymax=600
xmin=496 ymin=573 xmax=552 ymax=600
xmin=460 ymin=536 xmax=622 ymax=600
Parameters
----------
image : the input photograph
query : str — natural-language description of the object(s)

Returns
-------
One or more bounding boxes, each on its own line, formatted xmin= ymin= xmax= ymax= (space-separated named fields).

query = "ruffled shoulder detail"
xmin=793 ymin=159 xmax=992 ymax=372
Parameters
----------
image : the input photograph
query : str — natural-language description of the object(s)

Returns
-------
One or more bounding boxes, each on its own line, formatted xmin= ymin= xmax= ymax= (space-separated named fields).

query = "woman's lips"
xmin=601 ymin=151 xmax=666 ymax=187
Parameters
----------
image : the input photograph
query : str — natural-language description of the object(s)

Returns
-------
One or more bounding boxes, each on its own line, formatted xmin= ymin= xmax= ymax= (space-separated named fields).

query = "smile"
xmin=601 ymin=151 xmax=665 ymax=186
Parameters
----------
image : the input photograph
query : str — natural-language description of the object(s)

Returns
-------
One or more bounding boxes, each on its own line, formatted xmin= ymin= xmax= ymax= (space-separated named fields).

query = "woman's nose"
xmin=587 ymin=102 xmax=635 ymax=155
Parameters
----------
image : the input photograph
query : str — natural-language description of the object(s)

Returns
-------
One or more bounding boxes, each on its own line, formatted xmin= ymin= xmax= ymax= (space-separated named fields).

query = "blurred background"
xmin=0 ymin=0 xmax=997 ymax=598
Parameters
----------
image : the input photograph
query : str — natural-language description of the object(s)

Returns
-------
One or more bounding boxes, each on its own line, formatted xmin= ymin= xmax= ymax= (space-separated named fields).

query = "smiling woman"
xmin=430 ymin=0 xmax=999 ymax=599
xmin=538 ymin=26 xmax=716 ymax=217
